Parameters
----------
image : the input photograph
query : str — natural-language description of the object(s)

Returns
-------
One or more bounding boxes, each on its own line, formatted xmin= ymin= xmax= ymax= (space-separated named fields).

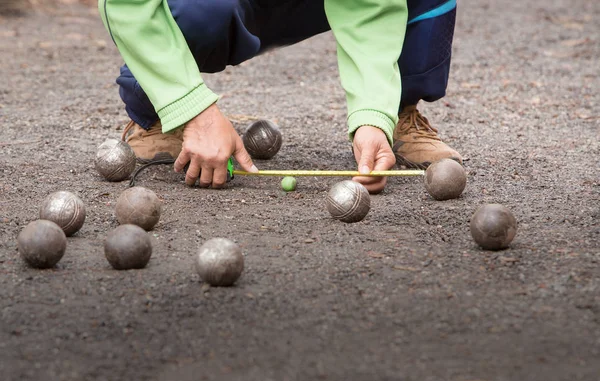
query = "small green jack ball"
xmin=281 ymin=177 xmax=297 ymax=192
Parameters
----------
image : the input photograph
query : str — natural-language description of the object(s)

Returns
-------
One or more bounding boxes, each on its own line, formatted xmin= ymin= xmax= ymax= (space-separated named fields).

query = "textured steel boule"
xmin=17 ymin=220 xmax=67 ymax=269
xmin=326 ymin=180 xmax=371 ymax=223
xmin=242 ymin=120 xmax=283 ymax=160
xmin=195 ymin=238 xmax=244 ymax=287
xmin=470 ymin=204 xmax=517 ymax=251
xmin=95 ymin=139 xmax=137 ymax=182
xmin=115 ymin=186 xmax=161 ymax=231
xmin=104 ymin=224 xmax=152 ymax=270
xmin=39 ymin=191 xmax=86 ymax=236
xmin=424 ymin=159 xmax=467 ymax=201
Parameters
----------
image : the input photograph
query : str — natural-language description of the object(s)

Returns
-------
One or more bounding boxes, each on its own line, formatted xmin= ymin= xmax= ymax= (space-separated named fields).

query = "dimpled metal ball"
xmin=242 ymin=120 xmax=283 ymax=160
xmin=424 ymin=159 xmax=467 ymax=201
xmin=17 ymin=220 xmax=67 ymax=269
xmin=326 ymin=180 xmax=371 ymax=223
xmin=104 ymin=224 xmax=152 ymax=270
xmin=39 ymin=191 xmax=86 ymax=236
xmin=470 ymin=204 xmax=517 ymax=251
xmin=95 ymin=138 xmax=137 ymax=182
xmin=195 ymin=238 xmax=244 ymax=287
xmin=115 ymin=186 xmax=161 ymax=231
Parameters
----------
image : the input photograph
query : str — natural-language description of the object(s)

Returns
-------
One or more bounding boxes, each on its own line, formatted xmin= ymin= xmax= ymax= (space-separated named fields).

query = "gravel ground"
xmin=0 ymin=1 xmax=599 ymax=380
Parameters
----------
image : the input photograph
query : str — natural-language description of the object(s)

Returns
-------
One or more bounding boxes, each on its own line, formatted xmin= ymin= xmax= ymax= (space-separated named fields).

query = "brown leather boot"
xmin=392 ymin=105 xmax=463 ymax=169
xmin=122 ymin=120 xmax=183 ymax=163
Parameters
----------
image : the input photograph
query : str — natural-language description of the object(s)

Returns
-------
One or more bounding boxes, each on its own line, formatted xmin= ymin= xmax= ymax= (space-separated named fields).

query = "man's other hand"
xmin=352 ymin=126 xmax=396 ymax=194
xmin=174 ymin=104 xmax=258 ymax=188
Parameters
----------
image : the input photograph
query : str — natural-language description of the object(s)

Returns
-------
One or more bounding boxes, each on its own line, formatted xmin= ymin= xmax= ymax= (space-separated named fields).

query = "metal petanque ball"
xmin=195 ymin=238 xmax=244 ymax=287
xmin=242 ymin=119 xmax=283 ymax=160
xmin=115 ymin=186 xmax=161 ymax=231
xmin=326 ymin=180 xmax=371 ymax=223
xmin=104 ymin=224 xmax=152 ymax=270
xmin=39 ymin=191 xmax=86 ymax=236
xmin=95 ymin=138 xmax=137 ymax=182
xmin=424 ymin=158 xmax=467 ymax=201
xmin=470 ymin=204 xmax=517 ymax=251
xmin=17 ymin=220 xmax=67 ymax=269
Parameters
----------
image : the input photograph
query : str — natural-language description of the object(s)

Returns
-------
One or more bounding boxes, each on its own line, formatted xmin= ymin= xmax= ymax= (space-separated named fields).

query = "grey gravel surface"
xmin=0 ymin=1 xmax=599 ymax=380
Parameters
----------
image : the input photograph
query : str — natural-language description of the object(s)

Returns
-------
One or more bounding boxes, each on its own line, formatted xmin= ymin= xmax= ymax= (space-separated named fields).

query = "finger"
xmin=359 ymin=148 xmax=394 ymax=193
xmin=352 ymin=175 xmax=379 ymax=185
xmin=212 ymin=166 xmax=227 ymax=189
xmin=184 ymin=159 xmax=201 ymax=187
xmin=357 ymin=145 xmax=376 ymax=175
xmin=353 ymin=175 xmax=386 ymax=195
xmin=373 ymin=150 xmax=396 ymax=171
xmin=233 ymin=137 xmax=258 ymax=173
xmin=198 ymin=166 xmax=214 ymax=188
xmin=174 ymin=150 xmax=191 ymax=173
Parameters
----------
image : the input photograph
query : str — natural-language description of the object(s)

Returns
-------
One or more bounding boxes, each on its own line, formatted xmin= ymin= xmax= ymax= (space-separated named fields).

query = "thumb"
xmin=358 ymin=144 xmax=376 ymax=175
xmin=233 ymin=137 xmax=258 ymax=173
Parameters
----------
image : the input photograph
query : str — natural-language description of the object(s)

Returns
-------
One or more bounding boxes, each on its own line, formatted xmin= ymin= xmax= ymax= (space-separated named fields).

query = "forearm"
xmin=99 ymin=0 xmax=218 ymax=132
xmin=324 ymin=0 xmax=408 ymax=145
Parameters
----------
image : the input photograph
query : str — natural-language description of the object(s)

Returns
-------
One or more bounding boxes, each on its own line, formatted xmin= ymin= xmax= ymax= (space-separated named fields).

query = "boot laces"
xmin=397 ymin=106 xmax=441 ymax=141
xmin=121 ymin=120 xmax=163 ymax=141
xmin=121 ymin=121 xmax=136 ymax=141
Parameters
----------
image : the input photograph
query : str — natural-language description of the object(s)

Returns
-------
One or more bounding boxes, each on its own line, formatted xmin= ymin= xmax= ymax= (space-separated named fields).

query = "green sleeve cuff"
xmin=347 ymin=109 xmax=397 ymax=146
xmin=157 ymin=83 xmax=220 ymax=133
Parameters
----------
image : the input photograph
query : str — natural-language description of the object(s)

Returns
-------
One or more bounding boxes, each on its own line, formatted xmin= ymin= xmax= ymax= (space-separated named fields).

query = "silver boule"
xmin=326 ymin=180 xmax=371 ymax=223
xmin=115 ymin=186 xmax=162 ymax=231
xmin=104 ymin=224 xmax=152 ymax=270
xmin=17 ymin=220 xmax=67 ymax=269
xmin=242 ymin=119 xmax=283 ymax=160
xmin=95 ymin=138 xmax=137 ymax=182
xmin=470 ymin=204 xmax=517 ymax=251
xmin=424 ymin=159 xmax=467 ymax=201
xmin=39 ymin=191 xmax=86 ymax=236
xmin=195 ymin=238 xmax=244 ymax=287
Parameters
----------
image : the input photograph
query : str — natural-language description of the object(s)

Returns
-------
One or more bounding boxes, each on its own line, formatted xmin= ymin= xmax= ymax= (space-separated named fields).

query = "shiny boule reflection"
xmin=326 ymin=180 xmax=371 ymax=223
xmin=195 ymin=238 xmax=244 ymax=287
xmin=39 ymin=191 xmax=86 ymax=236
xmin=242 ymin=120 xmax=283 ymax=160
xmin=95 ymin=138 xmax=136 ymax=182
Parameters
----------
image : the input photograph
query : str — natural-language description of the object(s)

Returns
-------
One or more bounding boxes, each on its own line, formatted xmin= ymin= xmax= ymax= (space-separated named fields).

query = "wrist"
xmin=347 ymin=109 xmax=396 ymax=146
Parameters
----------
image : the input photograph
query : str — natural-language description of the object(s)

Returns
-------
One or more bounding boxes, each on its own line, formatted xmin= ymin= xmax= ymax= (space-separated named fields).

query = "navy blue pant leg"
xmin=400 ymin=1 xmax=456 ymax=109
xmin=116 ymin=0 xmax=329 ymax=129
xmin=116 ymin=0 xmax=455 ymax=129
xmin=116 ymin=0 xmax=264 ymax=129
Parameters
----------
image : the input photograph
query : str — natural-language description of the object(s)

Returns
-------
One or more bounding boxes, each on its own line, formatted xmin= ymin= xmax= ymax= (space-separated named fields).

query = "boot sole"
xmin=136 ymin=152 xmax=177 ymax=165
xmin=395 ymin=154 xmax=462 ymax=170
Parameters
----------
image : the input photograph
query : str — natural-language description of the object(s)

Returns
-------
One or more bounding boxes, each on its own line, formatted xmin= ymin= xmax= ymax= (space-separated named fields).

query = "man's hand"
xmin=352 ymin=126 xmax=396 ymax=194
xmin=174 ymin=104 xmax=258 ymax=188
